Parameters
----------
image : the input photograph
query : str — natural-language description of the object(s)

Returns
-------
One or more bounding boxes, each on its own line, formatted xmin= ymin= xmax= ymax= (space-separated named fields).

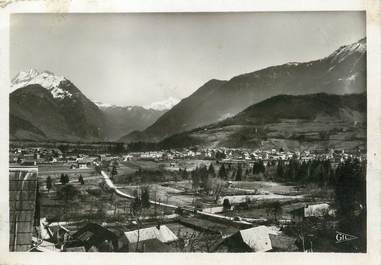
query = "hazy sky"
xmin=10 ymin=12 xmax=365 ymax=106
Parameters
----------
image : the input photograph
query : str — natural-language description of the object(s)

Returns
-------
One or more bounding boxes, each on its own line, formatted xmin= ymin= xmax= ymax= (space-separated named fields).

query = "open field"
xmin=36 ymin=162 xmax=331 ymax=220
xmin=121 ymin=159 xmax=213 ymax=172
xmin=17 ymin=153 xmax=360 ymax=253
xmin=118 ymin=182 xmax=195 ymax=208
xmin=38 ymin=164 xmax=97 ymax=175
xmin=229 ymin=181 xmax=298 ymax=195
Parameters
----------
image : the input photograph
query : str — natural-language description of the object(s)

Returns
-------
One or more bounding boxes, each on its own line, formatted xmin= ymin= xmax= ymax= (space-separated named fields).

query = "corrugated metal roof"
xmin=9 ymin=167 xmax=38 ymax=252
xmin=124 ymin=225 xmax=178 ymax=244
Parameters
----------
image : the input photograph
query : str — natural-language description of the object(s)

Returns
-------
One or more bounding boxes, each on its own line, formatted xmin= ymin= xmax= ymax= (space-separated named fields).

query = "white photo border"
xmin=0 ymin=1 xmax=380 ymax=265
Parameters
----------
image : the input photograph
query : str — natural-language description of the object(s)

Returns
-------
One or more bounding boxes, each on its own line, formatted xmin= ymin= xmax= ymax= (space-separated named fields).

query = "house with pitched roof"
xmin=122 ymin=225 xmax=178 ymax=252
xmin=69 ymin=223 xmax=119 ymax=252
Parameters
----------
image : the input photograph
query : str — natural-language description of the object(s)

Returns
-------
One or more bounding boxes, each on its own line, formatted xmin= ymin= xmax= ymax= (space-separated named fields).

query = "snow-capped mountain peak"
xmin=98 ymin=97 xmax=180 ymax=111
xmin=94 ymin=101 xmax=134 ymax=109
xmin=329 ymin=38 xmax=366 ymax=63
xmin=144 ymin=97 xmax=180 ymax=111
xmin=95 ymin=101 xmax=114 ymax=108
xmin=11 ymin=68 xmax=40 ymax=84
xmin=11 ymin=69 xmax=72 ymax=99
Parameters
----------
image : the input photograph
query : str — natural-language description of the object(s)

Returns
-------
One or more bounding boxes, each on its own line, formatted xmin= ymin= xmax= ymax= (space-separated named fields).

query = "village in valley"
xmin=10 ymin=143 xmax=366 ymax=252
xmin=9 ymin=12 xmax=367 ymax=254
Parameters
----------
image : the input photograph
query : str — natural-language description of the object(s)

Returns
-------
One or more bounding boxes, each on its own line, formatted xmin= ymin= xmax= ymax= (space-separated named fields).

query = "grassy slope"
xmin=158 ymin=93 xmax=366 ymax=151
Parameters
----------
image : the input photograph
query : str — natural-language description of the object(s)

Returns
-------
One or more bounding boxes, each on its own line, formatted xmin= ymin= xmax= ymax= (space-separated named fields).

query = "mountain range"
xmin=10 ymin=70 xmax=105 ymax=142
xmin=119 ymin=38 xmax=366 ymax=143
xmin=96 ymin=104 xmax=167 ymax=141
xmin=10 ymin=70 xmax=168 ymax=142
xmin=157 ymin=93 xmax=366 ymax=151
xmin=10 ymin=38 xmax=366 ymax=150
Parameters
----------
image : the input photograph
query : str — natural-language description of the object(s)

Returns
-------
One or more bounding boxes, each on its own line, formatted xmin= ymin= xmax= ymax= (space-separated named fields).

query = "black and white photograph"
xmin=6 ymin=9 xmax=373 ymax=255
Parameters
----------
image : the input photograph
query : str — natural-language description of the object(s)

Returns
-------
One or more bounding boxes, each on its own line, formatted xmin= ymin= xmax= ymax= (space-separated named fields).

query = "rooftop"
xmin=239 ymin=225 xmax=273 ymax=252
xmin=124 ymin=225 xmax=178 ymax=244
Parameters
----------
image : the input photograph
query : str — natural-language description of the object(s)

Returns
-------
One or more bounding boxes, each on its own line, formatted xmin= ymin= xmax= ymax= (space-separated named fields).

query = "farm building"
xmin=9 ymin=166 xmax=39 ymax=251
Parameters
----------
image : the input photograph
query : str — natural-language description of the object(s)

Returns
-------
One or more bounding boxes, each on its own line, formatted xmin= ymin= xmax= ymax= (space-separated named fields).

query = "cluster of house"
xmin=33 ymin=220 xmax=182 ymax=252
xmin=123 ymin=149 xmax=215 ymax=161
xmin=9 ymin=147 xmax=121 ymax=169
xmin=9 ymin=165 xmax=179 ymax=252
xmin=34 ymin=213 xmax=338 ymax=253
xmin=219 ymin=148 xmax=365 ymax=163
xmin=32 ymin=218 xmax=298 ymax=252
xmin=10 ymin=145 xmax=365 ymax=168
xmin=9 ymin=147 xmax=63 ymax=165
xmin=122 ymin=146 xmax=365 ymax=163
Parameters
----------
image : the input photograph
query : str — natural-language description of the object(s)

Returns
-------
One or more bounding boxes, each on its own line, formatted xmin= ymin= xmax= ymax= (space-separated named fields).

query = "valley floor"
xmin=27 ymin=157 xmax=362 ymax=253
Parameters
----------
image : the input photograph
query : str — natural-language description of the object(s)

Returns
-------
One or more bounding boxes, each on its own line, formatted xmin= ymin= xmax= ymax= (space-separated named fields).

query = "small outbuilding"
xmin=289 ymin=203 xmax=331 ymax=223
xmin=212 ymin=225 xmax=273 ymax=252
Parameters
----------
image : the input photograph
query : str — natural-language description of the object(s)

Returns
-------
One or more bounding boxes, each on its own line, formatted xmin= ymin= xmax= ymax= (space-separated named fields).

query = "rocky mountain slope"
xmin=10 ymin=70 xmax=105 ymax=142
xmin=10 ymin=70 xmax=173 ymax=142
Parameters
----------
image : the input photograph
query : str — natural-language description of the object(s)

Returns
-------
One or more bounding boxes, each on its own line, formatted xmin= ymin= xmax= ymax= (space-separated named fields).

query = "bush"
xmin=223 ymin=198 xmax=231 ymax=211
xmin=86 ymin=187 xmax=102 ymax=197
xmin=57 ymin=184 xmax=80 ymax=201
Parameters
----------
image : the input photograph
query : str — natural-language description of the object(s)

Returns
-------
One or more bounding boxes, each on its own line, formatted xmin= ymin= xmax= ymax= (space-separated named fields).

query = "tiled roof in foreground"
xmin=9 ymin=166 xmax=38 ymax=252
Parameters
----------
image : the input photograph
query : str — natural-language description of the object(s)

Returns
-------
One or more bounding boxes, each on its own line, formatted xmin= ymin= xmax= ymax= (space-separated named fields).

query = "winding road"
xmin=94 ymin=162 xmax=254 ymax=226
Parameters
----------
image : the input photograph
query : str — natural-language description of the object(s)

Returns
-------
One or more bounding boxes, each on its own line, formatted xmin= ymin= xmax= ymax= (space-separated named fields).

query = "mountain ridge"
xmin=100 ymin=104 xmax=167 ymax=141
xmin=156 ymin=92 xmax=366 ymax=151
xmin=119 ymin=38 xmax=366 ymax=143
xmin=10 ymin=81 xmax=105 ymax=142
xmin=9 ymin=70 xmax=169 ymax=141
xmin=10 ymin=38 xmax=366 ymax=144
